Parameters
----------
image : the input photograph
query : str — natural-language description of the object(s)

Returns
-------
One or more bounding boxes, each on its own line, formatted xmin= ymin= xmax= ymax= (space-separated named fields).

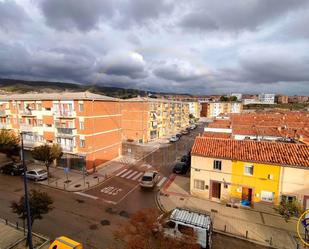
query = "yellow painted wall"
xmin=231 ymin=160 xmax=281 ymax=204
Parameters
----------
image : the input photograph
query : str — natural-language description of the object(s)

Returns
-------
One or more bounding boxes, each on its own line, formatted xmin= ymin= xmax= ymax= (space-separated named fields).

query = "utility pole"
xmin=20 ymin=133 xmax=33 ymax=249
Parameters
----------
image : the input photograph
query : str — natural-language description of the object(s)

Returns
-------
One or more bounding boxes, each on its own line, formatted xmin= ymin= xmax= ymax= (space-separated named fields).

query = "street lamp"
xmin=20 ymin=132 xmax=33 ymax=249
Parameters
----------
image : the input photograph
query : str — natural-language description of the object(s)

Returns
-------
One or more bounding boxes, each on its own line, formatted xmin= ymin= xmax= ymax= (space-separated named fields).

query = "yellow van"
xmin=48 ymin=236 xmax=83 ymax=249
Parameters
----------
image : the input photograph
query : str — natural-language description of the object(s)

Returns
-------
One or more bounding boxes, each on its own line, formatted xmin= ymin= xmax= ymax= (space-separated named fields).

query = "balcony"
xmin=20 ymin=124 xmax=34 ymax=132
xmin=54 ymin=110 xmax=75 ymax=118
xmin=61 ymin=146 xmax=74 ymax=152
xmin=20 ymin=109 xmax=36 ymax=116
xmin=0 ymin=123 xmax=12 ymax=129
xmin=0 ymin=109 xmax=10 ymax=117
xmin=57 ymin=128 xmax=76 ymax=137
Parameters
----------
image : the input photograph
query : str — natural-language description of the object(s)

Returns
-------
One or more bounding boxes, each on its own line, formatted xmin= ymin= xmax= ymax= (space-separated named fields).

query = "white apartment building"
xmin=258 ymin=93 xmax=275 ymax=104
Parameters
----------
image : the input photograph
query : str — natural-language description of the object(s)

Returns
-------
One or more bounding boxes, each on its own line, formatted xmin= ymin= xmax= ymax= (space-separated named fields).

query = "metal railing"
xmin=57 ymin=127 xmax=75 ymax=135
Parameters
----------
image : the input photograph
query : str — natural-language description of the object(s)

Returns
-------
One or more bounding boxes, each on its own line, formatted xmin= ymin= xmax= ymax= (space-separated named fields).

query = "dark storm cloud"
xmin=40 ymin=0 xmax=115 ymax=31
xmin=117 ymin=0 xmax=174 ymax=27
xmin=180 ymin=0 xmax=309 ymax=32
xmin=0 ymin=1 xmax=29 ymax=32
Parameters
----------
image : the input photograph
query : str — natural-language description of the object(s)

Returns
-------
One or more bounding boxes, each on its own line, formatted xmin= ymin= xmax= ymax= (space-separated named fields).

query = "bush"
xmin=276 ymin=201 xmax=304 ymax=222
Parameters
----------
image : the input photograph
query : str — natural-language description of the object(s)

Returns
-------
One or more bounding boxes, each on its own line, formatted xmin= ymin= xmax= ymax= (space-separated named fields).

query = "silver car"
xmin=140 ymin=171 xmax=159 ymax=188
xmin=25 ymin=169 xmax=48 ymax=181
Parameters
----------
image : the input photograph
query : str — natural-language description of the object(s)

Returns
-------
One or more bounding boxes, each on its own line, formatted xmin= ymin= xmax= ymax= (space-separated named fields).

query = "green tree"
xmin=229 ymin=96 xmax=238 ymax=101
xmin=219 ymin=96 xmax=229 ymax=102
xmin=11 ymin=189 xmax=53 ymax=227
xmin=0 ymin=129 xmax=20 ymax=160
xmin=31 ymin=144 xmax=63 ymax=179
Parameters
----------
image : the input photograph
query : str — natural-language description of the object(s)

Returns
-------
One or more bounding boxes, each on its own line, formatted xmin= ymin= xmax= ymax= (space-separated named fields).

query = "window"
xmin=80 ymin=139 xmax=85 ymax=148
xmin=79 ymin=103 xmax=84 ymax=112
xmin=194 ymin=179 xmax=205 ymax=190
xmin=244 ymin=164 xmax=254 ymax=176
xmin=36 ymin=103 xmax=42 ymax=110
xmin=213 ymin=160 xmax=222 ymax=170
xmin=79 ymin=121 xmax=84 ymax=130
xmin=37 ymin=119 xmax=43 ymax=126
xmin=281 ymin=195 xmax=296 ymax=204
xmin=261 ymin=191 xmax=274 ymax=202
xmin=163 ymin=220 xmax=176 ymax=229
xmin=224 ymin=184 xmax=228 ymax=189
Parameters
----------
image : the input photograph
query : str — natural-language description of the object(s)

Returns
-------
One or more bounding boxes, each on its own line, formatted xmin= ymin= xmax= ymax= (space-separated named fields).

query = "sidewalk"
xmin=157 ymin=175 xmax=305 ymax=249
xmin=27 ymin=160 xmax=126 ymax=192
xmin=0 ymin=218 xmax=49 ymax=249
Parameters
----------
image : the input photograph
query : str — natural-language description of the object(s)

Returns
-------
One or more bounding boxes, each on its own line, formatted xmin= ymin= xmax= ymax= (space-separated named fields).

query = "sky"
xmin=0 ymin=0 xmax=309 ymax=95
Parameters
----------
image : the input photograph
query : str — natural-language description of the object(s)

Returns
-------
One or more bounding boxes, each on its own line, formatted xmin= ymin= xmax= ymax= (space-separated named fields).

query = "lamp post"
xmin=20 ymin=132 xmax=33 ymax=249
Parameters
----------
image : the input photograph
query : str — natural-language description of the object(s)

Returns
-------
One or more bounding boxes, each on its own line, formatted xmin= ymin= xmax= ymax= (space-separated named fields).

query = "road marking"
xmin=157 ymin=176 xmax=167 ymax=187
xmin=132 ymin=172 xmax=143 ymax=181
xmin=75 ymin=192 xmax=98 ymax=200
xmin=116 ymin=184 xmax=140 ymax=205
xmin=116 ymin=168 xmax=128 ymax=176
xmin=120 ymin=169 xmax=133 ymax=178
xmin=126 ymin=171 xmax=139 ymax=179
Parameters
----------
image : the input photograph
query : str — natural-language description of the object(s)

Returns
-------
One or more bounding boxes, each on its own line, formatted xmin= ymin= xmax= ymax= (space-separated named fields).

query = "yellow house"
xmin=191 ymin=137 xmax=309 ymax=208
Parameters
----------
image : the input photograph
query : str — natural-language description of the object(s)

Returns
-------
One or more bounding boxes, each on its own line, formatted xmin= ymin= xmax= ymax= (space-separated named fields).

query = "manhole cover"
xmin=93 ymin=176 xmax=98 ymax=179
xmin=89 ymin=224 xmax=98 ymax=230
xmin=64 ymin=180 xmax=71 ymax=183
xmin=74 ymin=184 xmax=81 ymax=188
xmin=119 ymin=211 xmax=130 ymax=218
xmin=106 ymin=207 xmax=117 ymax=214
xmin=76 ymin=199 xmax=85 ymax=204
xmin=100 ymin=220 xmax=110 ymax=226
xmin=179 ymin=197 xmax=184 ymax=201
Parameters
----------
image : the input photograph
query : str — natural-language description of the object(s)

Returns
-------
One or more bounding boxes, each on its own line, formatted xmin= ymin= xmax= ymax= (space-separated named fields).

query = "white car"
xmin=25 ymin=169 xmax=48 ymax=181
xmin=140 ymin=171 xmax=159 ymax=188
xmin=190 ymin=124 xmax=197 ymax=130
xmin=169 ymin=135 xmax=179 ymax=142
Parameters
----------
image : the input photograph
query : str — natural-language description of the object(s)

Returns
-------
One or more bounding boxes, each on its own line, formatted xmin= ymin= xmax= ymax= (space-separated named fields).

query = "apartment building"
xmin=202 ymin=102 xmax=243 ymax=118
xmin=0 ymin=92 xmax=122 ymax=171
xmin=276 ymin=95 xmax=289 ymax=104
xmin=121 ymin=97 xmax=189 ymax=143
xmin=190 ymin=137 xmax=309 ymax=209
xmin=258 ymin=93 xmax=275 ymax=104
xmin=188 ymin=101 xmax=201 ymax=119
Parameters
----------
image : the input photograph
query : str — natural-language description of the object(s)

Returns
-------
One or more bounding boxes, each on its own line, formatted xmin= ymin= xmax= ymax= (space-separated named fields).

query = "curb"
xmin=155 ymin=190 xmax=167 ymax=213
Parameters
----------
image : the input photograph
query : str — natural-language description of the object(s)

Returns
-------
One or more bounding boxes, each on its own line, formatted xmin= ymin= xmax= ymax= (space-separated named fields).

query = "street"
xmin=0 ymin=124 xmax=269 ymax=249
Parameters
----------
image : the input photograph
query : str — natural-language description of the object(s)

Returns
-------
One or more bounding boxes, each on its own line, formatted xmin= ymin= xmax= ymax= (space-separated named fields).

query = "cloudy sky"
xmin=1 ymin=0 xmax=309 ymax=95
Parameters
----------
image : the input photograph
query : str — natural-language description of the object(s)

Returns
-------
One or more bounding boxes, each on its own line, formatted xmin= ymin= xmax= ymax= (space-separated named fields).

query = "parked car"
xmin=190 ymin=124 xmax=197 ymax=130
xmin=157 ymin=208 xmax=212 ymax=249
xmin=176 ymin=133 xmax=182 ymax=138
xmin=173 ymin=162 xmax=189 ymax=174
xmin=181 ymin=155 xmax=191 ymax=165
xmin=181 ymin=130 xmax=189 ymax=135
xmin=169 ymin=135 xmax=180 ymax=142
xmin=140 ymin=171 xmax=159 ymax=188
xmin=0 ymin=162 xmax=24 ymax=176
xmin=25 ymin=169 xmax=48 ymax=181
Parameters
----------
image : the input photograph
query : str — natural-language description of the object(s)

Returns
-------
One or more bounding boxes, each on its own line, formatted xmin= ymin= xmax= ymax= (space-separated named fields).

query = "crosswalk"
xmin=116 ymin=168 xmax=168 ymax=187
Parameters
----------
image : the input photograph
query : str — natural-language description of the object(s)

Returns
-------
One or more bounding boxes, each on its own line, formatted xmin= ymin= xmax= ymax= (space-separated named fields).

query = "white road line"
xmin=157 ymin=176 xmax=167 ymax=187
xmin=120 ymin=169 xmax=133 ymax=178
xmin=75 ymin=192 xmax=98 ymax=200
xmin=132 ymin=172 xmax=143 ymax=181
xmin=116 ymin=184 xmax=140 ymax=205
xmin=116 ymin=168 xmax=128 ymax=176
xmin=126 ymin=171 xmax=139 ymax=179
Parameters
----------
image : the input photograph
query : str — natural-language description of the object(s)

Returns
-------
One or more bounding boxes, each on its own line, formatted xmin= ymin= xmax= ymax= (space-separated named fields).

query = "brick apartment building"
xmin=200 ymin=102 xmax=243 ymax=118
xmin=0 ymin=92 xmax=122 ymax=171
xmin=121 ymin=97 xmax=190 ymax=143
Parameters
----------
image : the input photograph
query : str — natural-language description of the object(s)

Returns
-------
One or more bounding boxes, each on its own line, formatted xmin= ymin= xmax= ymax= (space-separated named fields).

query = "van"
xmin=49 ymin=236 xmax=83 ymax=249
xmin=158 ymin=208 xmax=212 ymax=249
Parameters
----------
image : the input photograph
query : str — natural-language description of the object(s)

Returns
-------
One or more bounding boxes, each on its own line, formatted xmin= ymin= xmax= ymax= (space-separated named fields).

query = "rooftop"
xmin=192 ymin=137 xmax=309 ymax=168
xmin=0 ymin=92 xmax=118 ymax=101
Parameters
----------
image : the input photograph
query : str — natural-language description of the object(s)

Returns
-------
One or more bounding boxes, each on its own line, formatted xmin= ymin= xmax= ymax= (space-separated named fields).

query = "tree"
xmin=219 ymin=96 xmax=229 ymax=102
xmin=229 ymin=96 xmax=238 ymax=101
xmin=11 ymin=189 xmax=53 ymax=227
xmin=31 ymin=144 xmax=63 ymax=178
xmin=0 ymin=129 xmax=20 ymax=160
xmin=112 ymin=209 xmax=200 ymax=249
xmin=275 ymin=200 xmax=304 ymax=222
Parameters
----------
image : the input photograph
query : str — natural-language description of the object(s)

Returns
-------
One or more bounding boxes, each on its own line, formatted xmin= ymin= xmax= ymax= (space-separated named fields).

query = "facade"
xmin=188 ymin=101 xmax=201 ymax=119
xmin=288 ymin=96 xmax=309 ymax=103
xmin=258 ymin=93 xmax=275 ymax=104
xmin=276 ymin=95 xmax=289 ymax=104
xmin=190 ymin=137 xmax=309 ymax=209
xmin=204 ymin=102 xmax=243 ymax=118
xmin=121 ymin=97 xmax=190 ymax=143
xmin=0 ymin=92 xmax=122 ymax=171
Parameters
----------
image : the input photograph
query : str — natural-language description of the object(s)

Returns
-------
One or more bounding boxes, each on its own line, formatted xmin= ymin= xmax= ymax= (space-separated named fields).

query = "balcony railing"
xmin=20 ymin=109 xmax=35 ymax=116
xmin=61 ymin=146 xmax=74 ymax=152
xmin=57 ymin=128 xmax=75 ymax=136
xmin=54 ymin=110 xmax=75 ymax=118
xmin=0 ymin=123 xmax=8 ymax=129
xmin=0 ymin=110 xmax=7 ymax=116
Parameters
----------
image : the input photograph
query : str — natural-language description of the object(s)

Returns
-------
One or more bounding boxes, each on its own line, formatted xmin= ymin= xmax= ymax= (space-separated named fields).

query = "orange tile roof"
xmin=192 ymin=137 xmax=309 ymax=168
xmin=203 ymin=132 xmax=231 ymax=139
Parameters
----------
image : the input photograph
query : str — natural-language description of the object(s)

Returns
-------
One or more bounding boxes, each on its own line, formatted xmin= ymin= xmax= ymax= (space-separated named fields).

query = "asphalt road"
xmin=0 ymin=123 xmax=269 ymax=249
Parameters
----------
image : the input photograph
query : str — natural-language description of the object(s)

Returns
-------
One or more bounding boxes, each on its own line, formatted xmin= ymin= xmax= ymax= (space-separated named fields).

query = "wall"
xmin=190 ymin=155 xmax=232 ymax=200
xmin=231 ymin=161 xmax=281 ymax=204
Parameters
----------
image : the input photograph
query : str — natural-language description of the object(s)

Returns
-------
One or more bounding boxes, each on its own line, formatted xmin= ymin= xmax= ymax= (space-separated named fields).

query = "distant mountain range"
xmin=0 ymin=78 xmax=158 ymax=99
